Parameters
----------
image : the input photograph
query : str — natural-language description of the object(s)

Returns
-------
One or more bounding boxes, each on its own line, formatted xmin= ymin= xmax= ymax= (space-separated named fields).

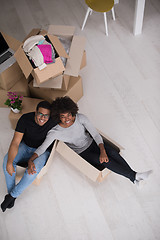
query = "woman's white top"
xmin=35 ymin=113 xmax=103 ymax=156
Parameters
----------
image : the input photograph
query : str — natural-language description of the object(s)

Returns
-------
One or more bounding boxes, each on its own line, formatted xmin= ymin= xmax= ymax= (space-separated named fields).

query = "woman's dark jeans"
xmin=79 ymin=140 xmax=136 ymax=182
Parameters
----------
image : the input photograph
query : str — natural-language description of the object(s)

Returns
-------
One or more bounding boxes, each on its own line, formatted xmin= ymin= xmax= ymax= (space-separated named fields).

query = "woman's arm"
xmin=28 ymin=153 xmax=38 ymax=175
xmin=79 ymin=114 xmax=109 ymax=164
xmin=27 ymin=130 xmax=56 ymax=174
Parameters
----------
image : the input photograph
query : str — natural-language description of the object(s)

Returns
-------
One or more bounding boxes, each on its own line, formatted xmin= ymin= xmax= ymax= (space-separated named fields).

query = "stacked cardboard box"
xmin=2 ymin=25 xmax=86 ymax=126
xmin=14 ymin=25 xmax=86 ymax=102
xmin=0 ymin=32 xmax=30 ymax=108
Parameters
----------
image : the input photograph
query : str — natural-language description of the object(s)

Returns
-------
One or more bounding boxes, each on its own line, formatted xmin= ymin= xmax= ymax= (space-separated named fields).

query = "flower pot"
xmin=11 ymin=107 xmax=20 ymax=113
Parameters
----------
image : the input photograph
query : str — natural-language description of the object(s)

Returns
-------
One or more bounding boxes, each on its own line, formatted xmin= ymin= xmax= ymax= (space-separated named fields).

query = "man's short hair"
xmin=36 ymin=101 xmax=51 ymax=111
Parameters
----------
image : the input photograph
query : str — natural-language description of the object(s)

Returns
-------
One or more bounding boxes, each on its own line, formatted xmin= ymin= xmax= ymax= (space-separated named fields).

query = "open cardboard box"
xmin=29 ymin=75 xmax=83 ymax=103
xmin=0 ymin=32 xmax=24 ymax=90
xmin=46 ymin=25 xmax=86 ymax=90
xmin=56 ymin=131 xmax=124 ymax=182
xmin=14 ymin=29 xmax=68 ymax=85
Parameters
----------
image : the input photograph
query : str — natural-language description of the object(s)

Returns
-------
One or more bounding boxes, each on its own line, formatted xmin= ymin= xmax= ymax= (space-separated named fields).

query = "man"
xmin=1 ymin=101 xmax=57 ymax=212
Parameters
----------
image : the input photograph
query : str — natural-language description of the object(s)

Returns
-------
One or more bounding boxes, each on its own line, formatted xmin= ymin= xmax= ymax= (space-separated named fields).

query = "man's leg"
xmin=3 ymin=142 xmax=31 ymax=193
xmin=9 ymin=151 xmax=50 ymax=198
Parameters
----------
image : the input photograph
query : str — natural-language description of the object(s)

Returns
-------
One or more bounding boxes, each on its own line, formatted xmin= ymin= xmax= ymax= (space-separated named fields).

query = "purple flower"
xmin=11 ymin=100 xmax=15 ymax=104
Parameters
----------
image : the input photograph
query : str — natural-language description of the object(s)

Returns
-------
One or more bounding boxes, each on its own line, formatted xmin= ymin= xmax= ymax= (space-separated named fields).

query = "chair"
xmin=81 ymin=0 xmax=116 ymax=36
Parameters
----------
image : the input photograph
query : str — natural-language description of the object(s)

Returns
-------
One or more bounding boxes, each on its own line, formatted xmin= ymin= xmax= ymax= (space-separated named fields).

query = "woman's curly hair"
xmin=51 ymin=96 xmax=79 ymax=122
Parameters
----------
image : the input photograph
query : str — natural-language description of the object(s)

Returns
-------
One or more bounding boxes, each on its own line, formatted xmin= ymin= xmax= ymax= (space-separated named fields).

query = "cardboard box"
xmin=11 ymin=75 xmax=30 ymax=97
xmin=32 ymin=50 xmax=86 ymax=91
xmin=0 ymin=32 xmax=24 ymax=90
xmin=47 ymin=25 xmax=86 ymax=88
xmin=9 ymin=97 xmax=42 ymax=129
xmin=29 ymin=75 xmax=83 ymax=103
xmin=33 ymin=74 xmax=70 ymax=90
xmin=16 ymin=134 xmax=123 ymax=185
xmin=14 ymin=26 xmax=86 ymax=90
xmin=0 ymin=75 xmax=30 ymax=108
xmin=14 ymin=29 xmax=68 ymax=85
xmin=80 ymin=50 xmax=87 ymax=70
xmin=0 ymin=89 xmax=8 ymax=108
xmin=56 ymin=133 xmax=123 ymax=182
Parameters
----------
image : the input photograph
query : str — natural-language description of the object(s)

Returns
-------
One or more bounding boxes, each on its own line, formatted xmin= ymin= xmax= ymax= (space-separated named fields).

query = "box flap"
xmin=48 ymin=25 xmax=75 ymax=37
xmin=56 ymin=141 xmax=100 ymax=182
xmin=64 ymin=36 xmax=86 ymax=76
xmin=2 ymin=32 xmax=21 ymax=51
xmin=23 ymin=28 xmax=47 ymax=42
xmin=14 ymin=46 xmax=33 ymax=78
xmin=33 ymin=57 xmax=65 ymax=85
xmin=48 ymin=35 xmax=69 ymax=59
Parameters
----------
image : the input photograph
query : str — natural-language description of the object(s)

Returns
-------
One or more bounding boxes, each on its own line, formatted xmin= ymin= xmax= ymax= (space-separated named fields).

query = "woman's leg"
xmin=80 ymin=141 xmax=136 ymax=182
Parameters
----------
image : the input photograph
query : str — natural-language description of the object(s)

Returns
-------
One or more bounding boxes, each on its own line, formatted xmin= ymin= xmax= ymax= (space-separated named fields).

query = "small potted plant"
xmin=4 ymin=92 xmax=23 ymax=113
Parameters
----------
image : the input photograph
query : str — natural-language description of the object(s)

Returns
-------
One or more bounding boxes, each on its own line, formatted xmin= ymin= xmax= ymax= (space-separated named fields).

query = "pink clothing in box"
xmin=37 ymin=44 xmax=53 ymax=64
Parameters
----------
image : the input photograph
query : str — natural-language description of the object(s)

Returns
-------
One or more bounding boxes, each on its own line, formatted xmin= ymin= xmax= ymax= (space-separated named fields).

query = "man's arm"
xmin=6 ymin=131 xmax=24 ymax=176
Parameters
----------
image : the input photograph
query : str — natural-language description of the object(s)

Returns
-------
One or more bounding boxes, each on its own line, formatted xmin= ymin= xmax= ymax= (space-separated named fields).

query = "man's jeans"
xmin=3 ymin=142 xmax=50 ymax=198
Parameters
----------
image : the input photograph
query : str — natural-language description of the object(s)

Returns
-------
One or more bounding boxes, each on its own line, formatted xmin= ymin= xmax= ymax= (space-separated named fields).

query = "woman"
xmin=28 ymin=96 xmax=152 ymax=186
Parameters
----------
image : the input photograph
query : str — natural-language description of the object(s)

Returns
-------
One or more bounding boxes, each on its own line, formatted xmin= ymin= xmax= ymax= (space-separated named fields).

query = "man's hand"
xmin=28 ymin=160 xmax=36 ymax=175
xmin=6 ymin=162 xmax=15 ymax=176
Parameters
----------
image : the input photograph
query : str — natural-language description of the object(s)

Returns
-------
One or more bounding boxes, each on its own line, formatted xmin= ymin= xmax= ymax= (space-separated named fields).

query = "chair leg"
xmin=111 ymin=7 xmax=116 ymax=20
xmin=103 ymin=12 xmax=108 ymax=36
xmin=81 ymin=7 xmax=92 ymax=30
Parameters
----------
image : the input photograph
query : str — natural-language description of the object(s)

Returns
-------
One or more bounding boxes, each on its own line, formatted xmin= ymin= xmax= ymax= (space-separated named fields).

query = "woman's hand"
xmin=99 ymin=143 xmax=109 ymax=164
xmin=28 ymin=160 xmax=36 ymax=175
xmin=99 ymin=151 xmax=109 ymax=163
xmin=27 ymin=153 xmax=38 ymax=174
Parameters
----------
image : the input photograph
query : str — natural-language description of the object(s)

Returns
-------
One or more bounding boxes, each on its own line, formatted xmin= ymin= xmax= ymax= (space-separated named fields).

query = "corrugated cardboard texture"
xmin=0 ymin=62 xmax=24 ymax=90
xmin=29 ymin=75 xmax=83 ymax=103
xmin=9 ymin=97 xmax=42 ymax=130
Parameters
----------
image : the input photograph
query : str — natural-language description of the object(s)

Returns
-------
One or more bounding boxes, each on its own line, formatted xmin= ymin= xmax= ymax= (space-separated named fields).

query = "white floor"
xmin=0 ymin=0 xmax=160 ymax=239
